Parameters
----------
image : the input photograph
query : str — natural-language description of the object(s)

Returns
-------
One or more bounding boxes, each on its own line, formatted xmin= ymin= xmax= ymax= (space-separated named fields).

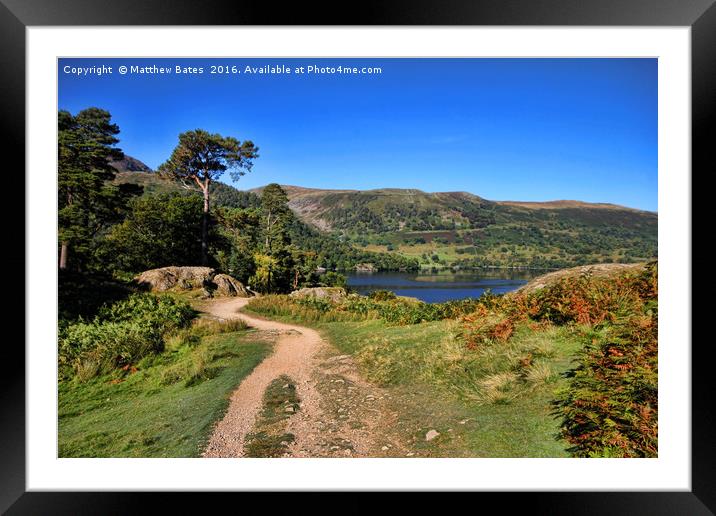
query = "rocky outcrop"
xmin=135 ymin=266 xmax=251 ymax=297
xmin=515 ymin=263 xmax=648 ymax=295
xmin=289 ymin=287 xmax=347 ymax=302
xmin=213 ymin=273 xmax=251 ymax=297
xmin=354 ymin=263 xmax=376 ymax=273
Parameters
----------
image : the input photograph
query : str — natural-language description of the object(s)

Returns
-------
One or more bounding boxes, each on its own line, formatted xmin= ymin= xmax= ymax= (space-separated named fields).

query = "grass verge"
xmin=244 ymin=375 xmax=300 ymax=457
xmin=58 ymin=325 xmax=271 ymax=457
xmin=319 ymin=319 xmax=580 ymax=457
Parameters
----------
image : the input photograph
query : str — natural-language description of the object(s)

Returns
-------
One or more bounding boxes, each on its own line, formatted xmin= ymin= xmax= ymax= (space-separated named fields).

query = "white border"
xmin=27 ymin=27 xmax=691 ymax=491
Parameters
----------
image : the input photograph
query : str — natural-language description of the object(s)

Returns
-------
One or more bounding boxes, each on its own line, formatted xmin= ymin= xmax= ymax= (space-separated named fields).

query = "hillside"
xmin=251 ymin=184 xmax=658 ymax=269
xmin=112 ymin=160 xmax=656 ymax=270
xmin=111 ymin=165 xmax=418 ymax=272
xmin=110 ymin=155 xmax=152 ymax=173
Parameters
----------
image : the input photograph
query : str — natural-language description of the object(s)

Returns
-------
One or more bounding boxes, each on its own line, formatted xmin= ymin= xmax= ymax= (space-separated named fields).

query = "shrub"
xmin=249 ymin=292 xmax=485 ymax=326
xmin=551 ymin=312 xmax=658 ymax=457
xmin=59 ymin=294 xmax=195 ymax=381
xmin=369 ymin=290 xmax=397 ymax=301
xmin=530 ymin=263 xmax=657 ymax=325
xmin=97 ymin=293 xmax=195 ymax=331
xmin=59 ymin=319 xmax=162 ymax=380
xmin=320 ymin=271 xmax=347 ymax=288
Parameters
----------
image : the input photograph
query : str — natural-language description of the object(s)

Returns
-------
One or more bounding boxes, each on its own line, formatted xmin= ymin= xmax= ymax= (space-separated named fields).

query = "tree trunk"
xmin=60 ymin=191 xmax=72 ymax=270
xmin=265 ymin=210 xmax=271 ymax=251
xmin=201 ymin=182 xmax=210 ymax=266
xmin=59 ymin=242 xmax=69 ymax=270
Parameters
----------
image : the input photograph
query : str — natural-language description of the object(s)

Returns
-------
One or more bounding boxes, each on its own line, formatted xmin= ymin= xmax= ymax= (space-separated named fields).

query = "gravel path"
xmin=201 ymin=297 xmax=406 ymax=458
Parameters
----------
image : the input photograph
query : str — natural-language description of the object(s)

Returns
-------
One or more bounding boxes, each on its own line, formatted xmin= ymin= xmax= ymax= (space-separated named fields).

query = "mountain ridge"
xmin=249 ymin=184 xmax=650 ymax=213
xmin=112 ymin=158 xmax=657 ymax=269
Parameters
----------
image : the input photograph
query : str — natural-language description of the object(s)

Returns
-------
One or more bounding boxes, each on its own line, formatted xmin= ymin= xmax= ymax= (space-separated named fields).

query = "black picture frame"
xmin=3 ymin=0 xmax=712 ymax=513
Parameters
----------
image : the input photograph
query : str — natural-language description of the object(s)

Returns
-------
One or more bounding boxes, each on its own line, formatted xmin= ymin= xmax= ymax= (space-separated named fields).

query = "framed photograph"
xmin=5 ymin=0 xmax=712 ymax=512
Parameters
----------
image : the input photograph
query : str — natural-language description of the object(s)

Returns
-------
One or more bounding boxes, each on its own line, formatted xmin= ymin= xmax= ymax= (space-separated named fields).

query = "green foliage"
xmin=213 ymin=206 xmax=260 ymax=283
xmin=319 ymin=271 xmax=347 ymax=288
xmin=292 ymin=187 xmax=656 ymax=269
xmin=157 ymin=129 xmax=258 ymax=187
xmin=249 ymin=251 xmax=294 ymax=294
xmin=551 ymin=313 xmax=658 ymax=457
xmin=369 ymin=290 xmax=397 ymax=301
xmin=530 ymin=262 xmax=658 ymax=325
xmin=248 ymin=293 xmax=484 ymax=326
xmin=260 ymin=183 xmax=291 ymax=254
xmin=109 ymin=172 xmax=420 ymax=276
xmin=158 ymin=128 xmax=259 ymax=265
xmin=59 ymin=294 xmax=195 ymax=381
xmin=58 ymin=108 xmax=142 ymax=271
xmin=97 ymin=292 xmax=195 ymax=329
xmin=546 ymin=265 xmax=658 ymax=458
xmin=461 ymin=262 xmax=659 ymax=456
xmin=103 ymin=193 xmax=206 ymax=272
xmin=211 ymin=182 xmax=262 ymax=209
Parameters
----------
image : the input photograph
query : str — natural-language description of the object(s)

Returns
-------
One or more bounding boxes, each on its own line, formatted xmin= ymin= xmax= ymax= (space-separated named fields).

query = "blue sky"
xmin=58 ymin=58 xmax=657 ymax=211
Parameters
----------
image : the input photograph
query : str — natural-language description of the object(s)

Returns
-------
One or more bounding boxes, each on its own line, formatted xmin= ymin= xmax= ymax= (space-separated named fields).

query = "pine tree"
xmin=158 ymin=129 xmax=258 ymax=265
xmin=58 ymin=108 xmax=141 ymax=270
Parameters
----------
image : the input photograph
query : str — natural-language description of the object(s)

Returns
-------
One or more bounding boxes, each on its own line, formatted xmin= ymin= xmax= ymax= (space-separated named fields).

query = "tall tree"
xmin=260 ymin=183 xmax=291 ymax=254
xmin=58 ymin=108 xmax=140 ymax=270
xmin=158 ymin=129 xmax=258 ymax=265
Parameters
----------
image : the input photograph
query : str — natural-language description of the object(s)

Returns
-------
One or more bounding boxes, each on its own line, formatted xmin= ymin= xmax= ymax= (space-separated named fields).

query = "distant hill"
xmin=251 ymin=184 xmax=657 ymax=269
xmin=110 ymin=155 xmax=153 ymax=173
xmin=111 ymin=162 xmax=657 ymax=270
xmin=250 ymin=185 xmax=653 ymax=232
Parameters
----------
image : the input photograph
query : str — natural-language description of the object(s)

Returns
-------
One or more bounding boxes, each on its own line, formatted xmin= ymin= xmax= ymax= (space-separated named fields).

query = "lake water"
xmin=346 ymin=270 xmax=542 ymax=303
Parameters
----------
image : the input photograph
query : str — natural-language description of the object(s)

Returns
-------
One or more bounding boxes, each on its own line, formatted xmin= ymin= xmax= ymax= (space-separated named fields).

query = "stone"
xmin=289 ymin=287 xmax=347 ymax=302
xmin=135 ymin=266 xmax=215 ymax=292
xmin=135 ymin=266 xmax=254 ymax=297
xmin=425 ymin=429 xmax=440 ymax=441
xmin=354 ymin=263 xmax=377 ymax=273
xmin=212 ymin=273 xmax=251 ymax=297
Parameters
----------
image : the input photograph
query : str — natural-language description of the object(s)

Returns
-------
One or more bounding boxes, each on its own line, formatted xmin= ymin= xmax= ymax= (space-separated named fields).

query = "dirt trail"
xmin=201 ymin=297 xmax=406 ymax=458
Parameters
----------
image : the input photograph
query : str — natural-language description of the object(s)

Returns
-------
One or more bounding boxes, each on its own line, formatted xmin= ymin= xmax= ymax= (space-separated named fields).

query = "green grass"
xmin=244 ymin=432 xmax=296 ymax=458
xmin=58 ymin=328 xmax=271 ymax=457
xmin=327 ymin=320 xmax=582 ymax=456
xmin=244 ymin=375 xmax=300 ymax=457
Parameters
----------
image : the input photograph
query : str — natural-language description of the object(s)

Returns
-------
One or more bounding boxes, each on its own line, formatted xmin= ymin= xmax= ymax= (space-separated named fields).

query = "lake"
xmin=346 ymin=270 xmax=543 ymax=303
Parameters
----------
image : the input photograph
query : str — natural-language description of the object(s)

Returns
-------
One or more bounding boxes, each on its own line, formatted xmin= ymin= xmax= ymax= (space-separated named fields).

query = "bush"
xmin=98 ymin=293 xmax=195 ymax=330
xmin=59 ymin=294 xmax=195 ymax=381
xmin=59 ymin=320 xmax=161 ymax=380
xmin=249 ymin=293 xmax=484 ymax=326
xmin=369 ymin=290 xmax=397 ymax=301
xmin=530 ymin=263 xmax=657 ymax=325
xmin=319 ymin=271 xmax=347 ymax=288
xmin=551 ymin=312 xmax=658 ymax=457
